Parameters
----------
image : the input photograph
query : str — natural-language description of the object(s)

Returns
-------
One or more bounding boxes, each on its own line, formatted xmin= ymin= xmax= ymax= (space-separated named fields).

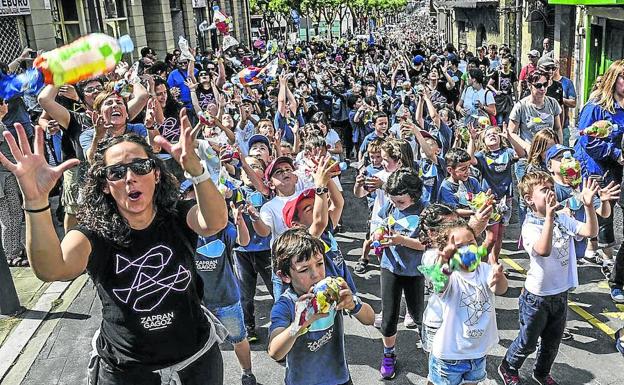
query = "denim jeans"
xmin=514 ymin=159 xmax=528 ymax=226
xmin=504 ymin=290 xmax=568 ymax=377
xmin=234 ymin=250 xmax=274 ymax=328
xmin=609 ymin=245 xmax=624 ymax=289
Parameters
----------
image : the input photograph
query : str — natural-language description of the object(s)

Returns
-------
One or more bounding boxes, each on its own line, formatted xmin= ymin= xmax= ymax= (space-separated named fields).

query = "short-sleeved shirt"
xmin=195 ymin=222 xmax=240 ymax=307
xmin=235 ymin=186 xmax=271 ymax=252
xmin=489 ymin=70 xmax=517 ymax=95
xmin=509 ymin=96 xmax=562 ymax=142
xmin=377 ymin=202 xmax=424 ymax=276
xmin=522 ymin=211 xmax=582 ymax=296
xmin=269 ymin=287 xmax=349 ymax=385
xmin=419 ymin=156 xmax=446 ymax=205
xmin=460 ymin=86 xmax=495 ymax=116
xmin=60 ymin=111 xmax=92 ymax=161
xmin=75 ymin=200 xmax=210 ymax=370
xmin=274 ymin=110 xmax=305 ymax=145
xmin=438 ymin=177 xmax=482 ymax=209
xmin=474 ymin=148 xmax=516 ymax=199
xmin=554 ymin=182 xmax=600 ymax=258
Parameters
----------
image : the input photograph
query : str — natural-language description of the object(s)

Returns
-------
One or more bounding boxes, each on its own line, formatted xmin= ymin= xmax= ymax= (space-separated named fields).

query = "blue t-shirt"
xmin=359 ymin=131 xmax=386 ymax=155
xmin=79 ymin=123 xmax=148 ymax=156
xmin=363 ymin=164 xmax=384 ymax=208
xmin=474 ymin=148 xmax=516 ymax=199
xmin=274 ymin=110 xmax=305 ymax=145
xmin=377 ymin=202 xmax=423 ymax=276
xmin=419 ymin=156 xmax=446 ymax=205
xmin=194 ymin=222 xmax=240 ymax=307
xmin=167 ymin=68 xmax=198 ymax=109
xmin=438 ymin=177 xmax=483 ymax=209
xmin=554 ymin=182 xmax=600 ymax=258
xmin=269 ymin=287 xmax=349 ymax=385
xmin=560 ymin=77 xmax=576 ymax=128
xmin=235 ymin=186 xmax=271 ymax=252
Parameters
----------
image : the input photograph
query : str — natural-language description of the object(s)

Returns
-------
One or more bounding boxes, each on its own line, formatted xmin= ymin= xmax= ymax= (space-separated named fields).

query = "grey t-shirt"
xmin=510 ymin=95 xmax=562 ymax=142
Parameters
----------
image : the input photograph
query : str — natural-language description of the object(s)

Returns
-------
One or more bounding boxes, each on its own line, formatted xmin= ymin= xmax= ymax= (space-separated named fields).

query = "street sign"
xmin=0 ymin=0 xmax=31 ymax=16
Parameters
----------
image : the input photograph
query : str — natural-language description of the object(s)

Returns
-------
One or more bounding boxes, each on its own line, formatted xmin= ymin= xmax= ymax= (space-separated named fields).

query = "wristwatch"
xmin=185 ymin=167 xmax=211 ymax=185
xmin=315 ymin=186 xmax=329 ymax=195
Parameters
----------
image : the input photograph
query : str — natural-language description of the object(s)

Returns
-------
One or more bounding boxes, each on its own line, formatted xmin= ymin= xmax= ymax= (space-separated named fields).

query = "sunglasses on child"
xmin=102 ymin=158 xmax=156 ymax=181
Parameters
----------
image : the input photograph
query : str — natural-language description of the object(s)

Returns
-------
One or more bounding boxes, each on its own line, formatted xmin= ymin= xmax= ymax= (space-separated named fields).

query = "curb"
xmin=0 ymin=275 xmax=88 ymax=383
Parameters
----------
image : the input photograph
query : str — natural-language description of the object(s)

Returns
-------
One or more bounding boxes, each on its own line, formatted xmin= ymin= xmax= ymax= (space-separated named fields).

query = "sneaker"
xmin=602 ymin=265 xmax=613 ymax=280
xmin=374 ymin=312 xmax=383 ymax=329
xmin=611 ymin=288 xmax=624 ymax=303
xmin=241 ymin=373 xmax=257 ymax=385
xmin=561 ymin=328 xmax=573 ymax=341
xmin=498 ymin=363 xmax=520 ymax=385
xmin=246 ymin=327 xmax=259 ymax=343
xmin=532 ymin=373 xmax=559 ymax=385
xmin=582 ymin=252 xmax=600 ymax=264
xmin=403 ymin=312 xmax=417 ymax=329
xmin=379 ymin=353 xmax=397 ymax=379
xmin=354 ymin=258 xmax=369 ymax=274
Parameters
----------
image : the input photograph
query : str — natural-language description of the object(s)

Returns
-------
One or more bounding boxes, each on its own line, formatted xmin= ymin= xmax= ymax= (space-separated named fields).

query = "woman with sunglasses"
xmin=0 ymin=115 xmax=228 ymax=384
xmin=574 ymin=60 xmax=624 ymax=303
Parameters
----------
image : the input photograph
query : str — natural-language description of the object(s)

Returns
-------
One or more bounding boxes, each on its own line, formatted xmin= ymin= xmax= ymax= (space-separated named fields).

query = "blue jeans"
xmin=207 ymin=302 xmax=247 ymax=344
xmin=272 ymin=271 xmax=284 ymax=302
xmin=428 ymin=355 xmax=487 ymax=385
xmin=503 ymin=290 xmax=568 ymax=377
xmin=234 ymin=250 xmax=274 ymax=329
xmin=514 ymin=159 xmax=528 ymax=226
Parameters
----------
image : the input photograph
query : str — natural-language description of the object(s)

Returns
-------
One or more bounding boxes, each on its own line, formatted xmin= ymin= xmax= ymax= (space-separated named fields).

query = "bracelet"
xmin=184 ymin=166 xmax=211 ymax=185
xmin=23 ymin=204 xmax=51 ymax=213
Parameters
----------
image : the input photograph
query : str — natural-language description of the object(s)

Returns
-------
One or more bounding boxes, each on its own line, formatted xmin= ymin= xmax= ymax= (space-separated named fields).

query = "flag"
xmin=232 ymin=58 xmax=279 ymax=86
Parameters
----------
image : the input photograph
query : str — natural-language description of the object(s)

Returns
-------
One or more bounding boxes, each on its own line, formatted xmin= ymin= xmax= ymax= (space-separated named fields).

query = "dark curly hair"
xmin=77 ymin=134 xmax=180 ymax=247
xmin=384 ymin=167 xmax=423 ymax=206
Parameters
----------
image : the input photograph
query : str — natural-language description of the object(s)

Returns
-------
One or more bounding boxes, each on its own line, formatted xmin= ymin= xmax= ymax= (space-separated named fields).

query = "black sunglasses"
xmin=84 ymin=86 xmax=103 ymax=94
xmin=532 ymin=82 xmax=548 ymax=89
xmin=102 ymin=158 xmax=156 ymax=181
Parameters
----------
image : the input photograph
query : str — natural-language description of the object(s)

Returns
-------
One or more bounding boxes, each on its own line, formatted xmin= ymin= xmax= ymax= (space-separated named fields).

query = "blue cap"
xmin=545 ymin=145 xmax=574 ymax=163
xmin=413 ymin=55 xmax=425 ymax=65
xmin=248 ymin=134 xmax=272 ymax=155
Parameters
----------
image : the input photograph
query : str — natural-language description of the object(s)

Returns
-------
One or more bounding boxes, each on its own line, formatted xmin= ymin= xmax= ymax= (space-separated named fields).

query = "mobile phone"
xmin=29 ymin=51 xmax=37 ymax=59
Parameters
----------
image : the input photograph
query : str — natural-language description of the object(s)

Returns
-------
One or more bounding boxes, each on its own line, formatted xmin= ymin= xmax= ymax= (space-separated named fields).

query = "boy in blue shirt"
xmin=438 ymin=148 xmax=482 ymax=217
xmin=194 ymin=201 xmax=256 ymax=385
xmin=412 ymin=125 xmax=446 ymax=205
xmin=268 ymin=228 xmax=374 ymax=385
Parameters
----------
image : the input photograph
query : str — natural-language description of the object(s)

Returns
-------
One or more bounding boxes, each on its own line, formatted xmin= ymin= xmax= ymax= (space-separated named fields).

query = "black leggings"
xmin=380 ymin=268 xmax=425 ymax=337
xmin=88 ymin=343 xmax=223 ymax=385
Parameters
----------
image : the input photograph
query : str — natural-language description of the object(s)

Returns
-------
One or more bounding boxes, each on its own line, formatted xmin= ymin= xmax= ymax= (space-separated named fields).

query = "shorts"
xmin=62 ymin=164 xmax=85 ymax=215
xmin=428 ymin=355 xmax=487 ymax=385
xmin=421 ymin=324 xmax=439 ymax=353
xmin=207 ymin=302 xmax=247 ymax=344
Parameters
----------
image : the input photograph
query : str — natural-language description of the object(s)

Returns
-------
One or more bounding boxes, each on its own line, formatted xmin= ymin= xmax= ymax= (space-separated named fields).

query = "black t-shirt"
xmin=76 ymin=200 xmax=210 ymax=370
xmin=61 ymin=111 xmax=91 ymax=161
xmin=475 ymin=56 xmax=490 ymax=69
xmin=196 ymin=88 xmax=216 ymax=111
xmin=490 ymin=70 xmax=517 ymax=95
xmin=546 ymin=80 xmax=564 ymax=108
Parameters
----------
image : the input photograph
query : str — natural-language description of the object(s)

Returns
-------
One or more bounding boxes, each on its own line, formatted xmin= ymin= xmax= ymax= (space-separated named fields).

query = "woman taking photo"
xmin=0 ymin=116 xmax=228 ymax=384
xmin=573 ymin=60 xmax=624 ymax=302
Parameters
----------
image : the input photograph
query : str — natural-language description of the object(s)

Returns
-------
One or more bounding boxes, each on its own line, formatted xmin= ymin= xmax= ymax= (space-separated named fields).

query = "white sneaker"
xmin=374 ymin=312 xmax=383 ymax=329
xmin=403 ymin=312 xmax=417 ymax=329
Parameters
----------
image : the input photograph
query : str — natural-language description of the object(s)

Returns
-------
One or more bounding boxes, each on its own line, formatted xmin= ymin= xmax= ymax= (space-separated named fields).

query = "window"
xmin=52 ymin=0 xmax=84 ymax=45
xmin=101 ymin=0 xmax=129 ymax=38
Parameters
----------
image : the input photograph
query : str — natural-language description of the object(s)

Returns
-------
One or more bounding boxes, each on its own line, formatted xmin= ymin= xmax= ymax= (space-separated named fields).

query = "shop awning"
xmin=548 ymin=0 xmax=624 ymax=5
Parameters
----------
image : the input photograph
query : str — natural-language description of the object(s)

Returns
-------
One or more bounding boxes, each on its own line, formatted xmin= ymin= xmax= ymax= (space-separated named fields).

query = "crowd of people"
xmin=1 ymin=11 xmax=624 ymax=385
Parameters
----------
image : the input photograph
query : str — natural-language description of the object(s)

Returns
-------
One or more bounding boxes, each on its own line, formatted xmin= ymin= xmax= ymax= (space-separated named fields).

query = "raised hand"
xmin=598 ymin=181 xmax=621 ymax=202
xmin=0 ymin=124 xmax=80 ymax=205
xmin=184 ymin=77 xmax=198 ymax=91
xmin=544 ymin=190 xmax=559 ymax=219
xmin=581 ymin=178 xmax=601 ymax=206
xmin=154 ymin=108 xmax=203 ymax=176
xmin=144 ymin=99 xmax=157 ymax=128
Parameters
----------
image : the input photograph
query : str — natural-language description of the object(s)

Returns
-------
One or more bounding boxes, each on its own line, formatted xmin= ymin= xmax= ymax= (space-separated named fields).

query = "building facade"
xmin=0 ymin=0 xmax=251 ymax=64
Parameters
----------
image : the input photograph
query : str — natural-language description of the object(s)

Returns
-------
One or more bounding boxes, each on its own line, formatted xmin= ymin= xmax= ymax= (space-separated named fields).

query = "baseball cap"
xmin=413 ymin=55 xmax=425 ymax=65
xmin=282 ymin=188 xmax=315 ymax=228
xmin=248 ymin=134 xmax=272 ymax=155
xmin=241 ymin=96 xmax=254 ymax=104
xmin=545 ymin=145 xmax=574 ymax=163
xmin=420 ymin=130 xmax=442 ymax=148
xmin=528 ymin=49 xmax=540 ymax=58
xmin=264 ymin=156 xmax=294 ymax=181
xmin=537 ymin=56 xmax=556 ymax=69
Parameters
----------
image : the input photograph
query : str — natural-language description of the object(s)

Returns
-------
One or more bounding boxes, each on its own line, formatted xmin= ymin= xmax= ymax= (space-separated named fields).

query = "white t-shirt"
xmin=293 ymin=155 xmax=343 ymax=192
xmin=460 ymin=86 xmax=495 ymax=116
xmin=421 ymin=249 xmax=443 ymax=328
xmin=432 ymin=263 xmax=498 ymax=360
xmin=369 ymin=170 xmax=390 ymax=232
xmin=235 ymin=118 xmax=258 ymax=157
xmin=260 ymin=178 xmax=314 ymax=245
xmin=522 ymin=212 xmax=581 ymax=296
xmin=325 ymin=129 xmax=341 ymax=160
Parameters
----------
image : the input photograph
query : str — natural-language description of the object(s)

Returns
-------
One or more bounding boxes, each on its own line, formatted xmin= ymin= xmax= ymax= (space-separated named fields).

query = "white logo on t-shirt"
xmin=140 ymin=311 xmax=175 ymax=331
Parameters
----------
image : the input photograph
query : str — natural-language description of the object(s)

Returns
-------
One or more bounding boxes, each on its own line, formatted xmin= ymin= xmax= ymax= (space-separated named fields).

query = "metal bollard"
xmin=0 ymin=245 xmax=21 ymax=316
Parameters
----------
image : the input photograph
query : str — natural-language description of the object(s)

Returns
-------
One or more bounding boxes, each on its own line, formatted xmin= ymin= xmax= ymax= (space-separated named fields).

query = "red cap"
xmin=264 ymin=156 xmax=295 ymax=181
xmin=282 ymin=189 xmax=315 ymax=228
